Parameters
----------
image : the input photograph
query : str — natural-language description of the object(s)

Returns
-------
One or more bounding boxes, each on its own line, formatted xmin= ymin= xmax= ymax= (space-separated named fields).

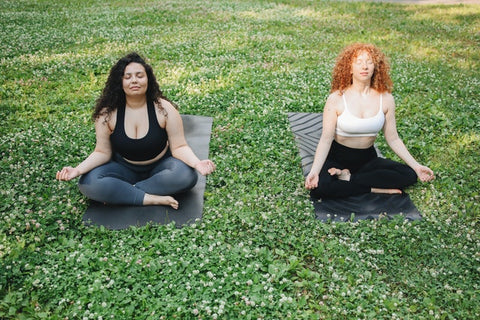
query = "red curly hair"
xmin=331 ymin=43 xmax=393 ymax=94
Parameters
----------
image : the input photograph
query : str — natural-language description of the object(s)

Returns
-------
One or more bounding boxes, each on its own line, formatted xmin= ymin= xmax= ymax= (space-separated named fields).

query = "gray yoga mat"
xmin=288 ymin=112 xmax=422 ymax=222
xmin=82 ymin=115 xmax=213 ymax=230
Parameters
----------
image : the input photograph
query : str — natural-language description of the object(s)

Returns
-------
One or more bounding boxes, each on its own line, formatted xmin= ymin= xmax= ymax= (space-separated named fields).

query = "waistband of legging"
xmin=112 ymin=149 xmax=171 ymax=171
xmin=330 ymin=139 xmax=375 ymax=154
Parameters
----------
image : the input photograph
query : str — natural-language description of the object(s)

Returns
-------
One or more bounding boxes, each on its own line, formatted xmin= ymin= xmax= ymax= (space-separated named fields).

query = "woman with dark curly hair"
xmin=57 ymin=52 xmax=215 ymax=209
xmin=305 ymin=43 xmax=434 ymax=199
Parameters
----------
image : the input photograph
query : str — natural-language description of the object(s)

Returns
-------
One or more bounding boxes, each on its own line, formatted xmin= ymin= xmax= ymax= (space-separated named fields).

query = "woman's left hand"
xmin=415 ymin=165 xmax=435 ymax=182
xmin=195 ymin=160 xmax=216 ymax=176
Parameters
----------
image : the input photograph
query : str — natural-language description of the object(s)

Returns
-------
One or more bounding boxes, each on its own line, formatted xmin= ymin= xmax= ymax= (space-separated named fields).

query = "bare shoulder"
xmin=156 ymin=99 xmax=179 ymax=116
xmin=326 ymin=91 xmax=342 ymax=103
xmin=157 ymin=99 xmax=182 ymax=126
xmin=324 ymin=91 xmax=343 ymax=114
xmin=381 ymin=92 xmax=396 ymax=112
xmin=381 ymin=92 xmax=395 ymax=104
xmin=95 ymin=107 xmax=116 ymax=133
xmin=152 ymin=99 xmax=176 ymax=127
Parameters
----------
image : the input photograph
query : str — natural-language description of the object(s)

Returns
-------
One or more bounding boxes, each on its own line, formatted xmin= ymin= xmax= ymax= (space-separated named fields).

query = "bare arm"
xmin=383 ymin=94 xmax=434 ymax=182
xmin=164 ymin=102 xmax=215 ymax=176
xmin=56 ymin=114 xmax=113 ymax=181
xmin=305 ymin=94 xmax=339 ymax=189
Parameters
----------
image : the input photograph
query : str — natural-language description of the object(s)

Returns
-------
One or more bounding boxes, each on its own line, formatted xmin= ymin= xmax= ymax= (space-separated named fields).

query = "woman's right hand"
xmin=305 ymin=171 xmax=319 ymax=190
xmin=56 ymin=166 xmax=81 ymax=181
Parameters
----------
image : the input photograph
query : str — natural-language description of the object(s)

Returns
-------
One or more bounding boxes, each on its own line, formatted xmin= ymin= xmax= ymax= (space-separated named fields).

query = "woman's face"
xmin=351 ymin=51 xmax=375 ymax=83
xmin=122 ymin=62 xmax=148 ymax=97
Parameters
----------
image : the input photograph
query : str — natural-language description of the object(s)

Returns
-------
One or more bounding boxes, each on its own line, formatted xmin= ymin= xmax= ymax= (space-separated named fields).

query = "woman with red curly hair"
xmin=305 ymin=43 xmax=434 ymax=199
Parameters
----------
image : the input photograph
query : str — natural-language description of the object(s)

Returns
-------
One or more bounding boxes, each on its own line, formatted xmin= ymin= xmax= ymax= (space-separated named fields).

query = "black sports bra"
xmin=110 ymin=101 xmax=168 ymax=162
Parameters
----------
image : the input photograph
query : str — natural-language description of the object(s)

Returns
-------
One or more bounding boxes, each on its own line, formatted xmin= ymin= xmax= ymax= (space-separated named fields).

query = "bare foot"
xmin=371 ymin=188 xmax=402 ymax=195
xmin=328 ymin=168 xmax=351 ymax=181
xmin=143 ymin=194 xmax=179 ymax=209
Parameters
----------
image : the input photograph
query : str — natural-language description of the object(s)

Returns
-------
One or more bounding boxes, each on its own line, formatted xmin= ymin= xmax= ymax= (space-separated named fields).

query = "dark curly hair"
xmin=331 ymin=43 xmax=393 ymax=94
xmin=92 ymin=52 xmax=174 ymax=120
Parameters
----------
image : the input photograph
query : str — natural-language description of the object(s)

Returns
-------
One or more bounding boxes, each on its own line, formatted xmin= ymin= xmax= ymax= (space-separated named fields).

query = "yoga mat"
xmin=82 ymin=115 xmax=213 ymax=230
xmin=288 ymin=112 xmax=422 ymax=222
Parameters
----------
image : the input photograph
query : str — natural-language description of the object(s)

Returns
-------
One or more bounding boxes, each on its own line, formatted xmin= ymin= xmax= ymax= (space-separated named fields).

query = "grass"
xmin=1 ymin=0 xmax=479 ymax=318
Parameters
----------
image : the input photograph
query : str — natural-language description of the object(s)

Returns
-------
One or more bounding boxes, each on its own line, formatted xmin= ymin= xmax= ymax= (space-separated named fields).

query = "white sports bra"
xmin=335 ymin=94 xmax=385 ymax=137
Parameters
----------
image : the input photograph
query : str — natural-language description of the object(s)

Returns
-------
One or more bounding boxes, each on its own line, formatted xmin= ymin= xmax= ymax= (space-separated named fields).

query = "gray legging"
xmin=78 ymin=153 xmax=198 ymax=205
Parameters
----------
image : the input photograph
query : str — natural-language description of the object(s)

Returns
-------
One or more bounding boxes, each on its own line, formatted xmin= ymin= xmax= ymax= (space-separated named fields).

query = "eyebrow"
xmin=123 ymin=71 xmax=146 ymax=76
xmin=355 ymin=57 xmax=373 ymax=61
xmin=124 ymin=71 xmax=145 ymax=74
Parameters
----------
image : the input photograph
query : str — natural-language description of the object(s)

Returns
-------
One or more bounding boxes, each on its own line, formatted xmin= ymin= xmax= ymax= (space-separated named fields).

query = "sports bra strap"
xmin=342 ymin=94 xmax=348 ymax=111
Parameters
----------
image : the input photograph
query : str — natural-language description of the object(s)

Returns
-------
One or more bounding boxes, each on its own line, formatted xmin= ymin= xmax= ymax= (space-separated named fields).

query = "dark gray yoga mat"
xmin=83 ymin=115 xmax=213 ymax=230
xmin=288 ymin=112 xmax=421 ymax=222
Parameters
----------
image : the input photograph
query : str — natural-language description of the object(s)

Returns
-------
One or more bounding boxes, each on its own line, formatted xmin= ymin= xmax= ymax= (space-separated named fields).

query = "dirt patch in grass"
xmin=345 ymin=0 xmax=480 ymax=4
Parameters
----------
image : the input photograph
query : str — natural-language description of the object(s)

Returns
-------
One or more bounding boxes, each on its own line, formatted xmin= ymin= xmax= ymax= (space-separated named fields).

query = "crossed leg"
xmin=328 ymin=167 xmax=402 ymax=194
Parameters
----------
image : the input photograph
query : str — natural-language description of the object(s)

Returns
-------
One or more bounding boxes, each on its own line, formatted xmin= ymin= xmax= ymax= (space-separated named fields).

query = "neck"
xmin=125 ymin=96 xmax=147 ymax=109
xmin=349 ymin=82 xmax=371 ymax=97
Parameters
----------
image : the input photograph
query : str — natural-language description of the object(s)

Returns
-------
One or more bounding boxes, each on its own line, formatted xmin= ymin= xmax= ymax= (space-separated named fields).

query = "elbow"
xmin=320 ymin=134 xmax=334 ymax=145
xmin=170 ymin=148 xmax=182 ymax=160
xmin=94 ymin=149 xmax=112 ymax=160
xmin=170 ymin=144 xmax=189 ymax=156
xmin=385 ymin=134 xmax=400 ymax=146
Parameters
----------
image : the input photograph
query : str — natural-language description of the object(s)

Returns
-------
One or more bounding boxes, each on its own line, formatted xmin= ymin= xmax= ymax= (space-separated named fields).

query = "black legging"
xmin=310 ymin=140 xmax=418 ymax=199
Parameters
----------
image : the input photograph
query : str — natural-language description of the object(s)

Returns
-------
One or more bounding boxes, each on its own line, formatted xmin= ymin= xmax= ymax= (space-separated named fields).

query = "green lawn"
xmin=1 ymin=0 xmax=479 ymax=318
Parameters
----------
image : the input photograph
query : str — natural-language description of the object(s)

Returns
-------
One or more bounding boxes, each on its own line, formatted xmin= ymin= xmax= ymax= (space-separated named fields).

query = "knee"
xmin=406 ymin=167 xmax=418 ymax=185
xmin=310 ymin=179 xmax=331 ymax=199
xmin=78 ymin=172 xmax=96 ymax=191
xmin=77 ymin=174 xmax=96 ymax=198
xmin=397 ymin=165 xmax=418 ymax=184
xmin=78 ymin=171 xmax=114 ymax=198
xmin=157 ymin=160 xmax=198 ymax=191
xmin=179 ymin=166 xmax=198 ymax=190
xmin=393 ymin=166 xmax=418 ymax=189
xmin=78 ymin=174 xmax=96 ymax=199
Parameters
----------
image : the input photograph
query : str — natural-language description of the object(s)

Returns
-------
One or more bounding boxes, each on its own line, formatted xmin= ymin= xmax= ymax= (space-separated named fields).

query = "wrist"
xmin=74 ymin=166 xmax=83 ymax=176
xmin=192 ymin=161 xmax=201 ymax=169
